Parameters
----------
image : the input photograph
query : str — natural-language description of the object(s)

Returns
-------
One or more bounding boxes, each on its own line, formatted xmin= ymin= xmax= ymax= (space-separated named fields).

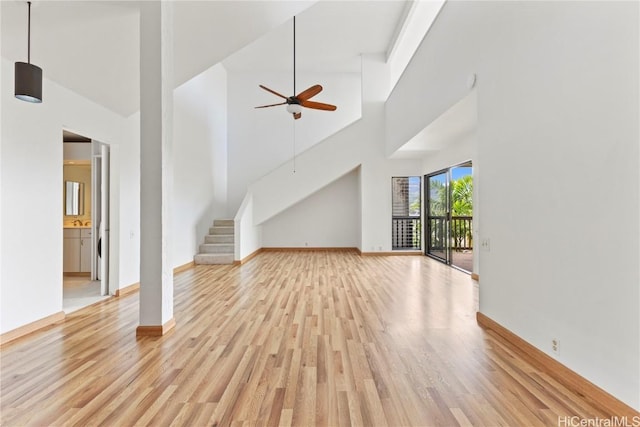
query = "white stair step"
xmin=194 ymin=253 xmax=234 ymax=265
xmin=213 ymin=219 xmax=234 ymax=227
xmin=209 ymin=226 xmax=234 ymax=235
xmin=205 ymin=234 xmax=234 ymax=244
xmin=199 ymin=243 xmax=234 ymax=254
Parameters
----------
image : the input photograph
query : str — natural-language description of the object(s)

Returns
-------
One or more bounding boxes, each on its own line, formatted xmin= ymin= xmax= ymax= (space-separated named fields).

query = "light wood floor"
xmin=1 ymin=251 xmax=613 ymax=426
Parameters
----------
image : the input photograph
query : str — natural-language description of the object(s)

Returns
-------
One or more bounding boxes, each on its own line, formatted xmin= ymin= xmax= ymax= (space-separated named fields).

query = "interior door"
xmin=100 ymin=144 xmax=110 ymax=296
xmin=92 ymin=143 xmax=102 ymax=281
xmin=426 ymin=171 xmax=449 ymax=263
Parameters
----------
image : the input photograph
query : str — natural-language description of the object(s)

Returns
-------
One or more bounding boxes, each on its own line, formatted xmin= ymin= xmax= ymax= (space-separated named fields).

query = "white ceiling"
xmin=2 ymin=1 xmax=140 ymax=115
xmin=391 ymin=90 xmax=478 ymax=159
xmin=222 ymin=1 xmax=408 ymax=73
xmin=1 ymin=1 xmax=409 ymax=117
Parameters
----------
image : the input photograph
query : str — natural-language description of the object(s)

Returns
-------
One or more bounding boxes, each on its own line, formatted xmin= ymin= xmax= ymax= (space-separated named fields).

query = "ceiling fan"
xmin=255 ymin=16 xmax=337 ymax=120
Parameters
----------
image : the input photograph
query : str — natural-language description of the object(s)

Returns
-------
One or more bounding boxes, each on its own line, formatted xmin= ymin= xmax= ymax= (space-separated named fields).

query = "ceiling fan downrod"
xmin=293 ymin=16 xmax=296 ymax=96
xmin=254 ymin=14 xmax=337 ymax=120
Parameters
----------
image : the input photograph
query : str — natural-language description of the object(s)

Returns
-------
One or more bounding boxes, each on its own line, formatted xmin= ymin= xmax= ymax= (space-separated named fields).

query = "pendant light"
xmin=15 ymin=1 xmax=42 ymax=103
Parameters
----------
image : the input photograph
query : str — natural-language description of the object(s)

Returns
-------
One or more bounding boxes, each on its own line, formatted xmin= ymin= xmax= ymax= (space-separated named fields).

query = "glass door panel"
xmin=450 ymin=164 xmax=473 ymax=272
xmin=425 ymin=162 xmax=474 ymax=273
xmin=426 ymin=171 xmax=449 ymax=262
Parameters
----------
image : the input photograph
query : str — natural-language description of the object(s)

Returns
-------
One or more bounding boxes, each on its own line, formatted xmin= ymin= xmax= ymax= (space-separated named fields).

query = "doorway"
xmin=92 ymin=142 xmax=110 ymax=296
xmin=62 ymin=131 xmax=111 ymax=313
xmin=425 ymin=161 xmax=473 ymax=272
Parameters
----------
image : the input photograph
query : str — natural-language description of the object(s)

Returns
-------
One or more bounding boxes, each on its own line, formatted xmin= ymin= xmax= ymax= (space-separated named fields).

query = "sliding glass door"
xmin=426 ymin=171 xmax=448 ymax=261
xmin=425 ymin=162 xmax=473 ymax=272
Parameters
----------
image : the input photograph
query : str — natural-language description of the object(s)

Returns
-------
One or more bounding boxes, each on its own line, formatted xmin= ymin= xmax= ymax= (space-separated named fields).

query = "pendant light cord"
xmin=27 ymin=1 xmax=32 ymax=64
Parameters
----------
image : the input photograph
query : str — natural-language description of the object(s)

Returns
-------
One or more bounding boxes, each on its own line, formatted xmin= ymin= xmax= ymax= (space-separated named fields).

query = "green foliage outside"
xmin=428 ymin=174 xmax=473 ymax=250
xmin=429 ymin=175 xmax=473 ymax=216
xmin=451 ymin=175 xmax=473 ymax=216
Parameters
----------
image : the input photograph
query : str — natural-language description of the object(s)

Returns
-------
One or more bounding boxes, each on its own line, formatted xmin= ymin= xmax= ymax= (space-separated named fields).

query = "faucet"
xmin=73 ymin=219 xmax=82 ymax=226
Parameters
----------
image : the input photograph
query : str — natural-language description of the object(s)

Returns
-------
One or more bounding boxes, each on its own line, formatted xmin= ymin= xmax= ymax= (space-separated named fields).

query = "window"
xmin=392 ymin=177 xmax=421 ymax=250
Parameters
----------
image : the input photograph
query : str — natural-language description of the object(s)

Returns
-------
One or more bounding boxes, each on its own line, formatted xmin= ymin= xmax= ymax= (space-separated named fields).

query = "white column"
xmin=137 ymin=1 xmax=175 ymax=336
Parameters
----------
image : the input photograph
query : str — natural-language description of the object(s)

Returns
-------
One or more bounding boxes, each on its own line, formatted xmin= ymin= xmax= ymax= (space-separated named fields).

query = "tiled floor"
xmin=62 ymin=276 xmax=110 ymax=313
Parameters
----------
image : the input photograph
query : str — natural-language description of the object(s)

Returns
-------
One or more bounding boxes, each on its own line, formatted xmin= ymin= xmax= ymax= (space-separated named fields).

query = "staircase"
xmin=194 ymin=219 xmax=235 ymax=265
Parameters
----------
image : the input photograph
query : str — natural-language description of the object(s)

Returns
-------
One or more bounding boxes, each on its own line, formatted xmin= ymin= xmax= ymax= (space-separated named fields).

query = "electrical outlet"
xmin=481 ymin=238 xmax=490 ymax=252
xmin=552 ymin=338 xmax=560 ymax=354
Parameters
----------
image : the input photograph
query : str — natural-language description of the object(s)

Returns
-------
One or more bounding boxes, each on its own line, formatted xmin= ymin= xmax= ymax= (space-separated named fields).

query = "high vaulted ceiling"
xmin=1 ymin=1 xmax=410 ymax=117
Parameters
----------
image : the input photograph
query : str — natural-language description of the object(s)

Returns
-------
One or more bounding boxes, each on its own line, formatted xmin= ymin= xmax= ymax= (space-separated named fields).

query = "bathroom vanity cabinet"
xmin=63 ymin=228 xmax=92 ymax=273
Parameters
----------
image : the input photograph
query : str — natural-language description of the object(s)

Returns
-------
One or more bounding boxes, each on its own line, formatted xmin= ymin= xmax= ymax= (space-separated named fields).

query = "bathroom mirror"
xmin=65 ymin=181 xmax=84 ymax=216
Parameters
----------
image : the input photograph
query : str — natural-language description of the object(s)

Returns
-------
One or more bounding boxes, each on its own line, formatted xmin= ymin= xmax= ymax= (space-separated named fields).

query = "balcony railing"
xmin=392 ymin=217 xmax=421 ymax=250
xmin=451 ymin=216 xmax=473 ymax=250
xmin=427 ymin=216 xmax=473 ymax=250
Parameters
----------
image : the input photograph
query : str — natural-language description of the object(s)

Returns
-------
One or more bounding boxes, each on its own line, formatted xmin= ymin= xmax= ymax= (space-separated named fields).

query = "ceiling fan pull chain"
xmin=292 ymin=119 xmax=296 ymax=173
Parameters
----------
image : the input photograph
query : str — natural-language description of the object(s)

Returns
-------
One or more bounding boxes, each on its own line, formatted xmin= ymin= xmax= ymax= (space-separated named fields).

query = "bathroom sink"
xmin=64 ymin=221 xmax=92 ymax=228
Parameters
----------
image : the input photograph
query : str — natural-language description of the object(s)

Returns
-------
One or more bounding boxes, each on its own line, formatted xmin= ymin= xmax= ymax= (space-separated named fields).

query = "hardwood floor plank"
xmin=1 ymin=250 xmax=632 ymax=426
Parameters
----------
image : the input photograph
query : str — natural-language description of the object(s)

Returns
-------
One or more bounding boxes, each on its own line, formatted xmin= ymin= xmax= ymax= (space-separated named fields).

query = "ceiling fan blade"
xmin=300 ymin=100 xmax=337 ymax=111
xmin=255 ymin=101 xmax=287 ymax=109
xmin=293 ymin=112 xmax=302 ymax=120
xmin=259 ymin=85 xmax=288 ymax=100
xmin=296 ymin=84 xmax=323 ymax=101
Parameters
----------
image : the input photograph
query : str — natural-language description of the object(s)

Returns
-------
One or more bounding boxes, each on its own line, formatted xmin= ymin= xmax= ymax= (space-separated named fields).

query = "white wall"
xmin=358 ymin=55 xmax=423 ymax=253
xmin=116 ymin=112 xmax=141 ymax=290
xmin=262 ymin=168 xmax=359 ymax=248
xmin=0 ymin=58 xmax=130 ymax=333
xmin=419 ymin=102 xmax=478 ymax=274
xmin=239 ymin=55 xmax=422 ymax=253
xmin=234 ymin=191 xmax=262 ymax=261
xmin=387 ymin=1 xmax=639 ymax=409
xmin=227 ymin=70 xmax=361 ymax=214
xmin=357 ymin=107 xmax=424 ymax=253
xmin=172 ymin=64 xmax=228 ymax=266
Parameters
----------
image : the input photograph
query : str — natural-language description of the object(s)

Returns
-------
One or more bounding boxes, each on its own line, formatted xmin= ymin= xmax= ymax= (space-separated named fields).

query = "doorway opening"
xmin=425 ymin=161 xmax=473 ymax=272
xmin=62 ymin=130 xmax=111 ymax=313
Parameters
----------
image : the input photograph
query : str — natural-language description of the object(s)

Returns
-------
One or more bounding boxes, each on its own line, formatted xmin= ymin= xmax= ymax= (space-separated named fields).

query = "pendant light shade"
xmin=15 ymin=2 xmax=42 ymax=103
xmin=15 ymin=62 xmax=42 ymax=103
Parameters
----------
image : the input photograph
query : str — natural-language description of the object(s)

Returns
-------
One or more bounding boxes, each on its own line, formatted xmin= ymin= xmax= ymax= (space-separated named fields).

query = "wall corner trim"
xmin=115 ymin=282 xmax=140 ymax=297
xmin=174 ymin=261 xmax=195 ymax=274
xmin=235 ymin=248 xmax=264 ymax=265
xmin=136 ymin=317 xmax=176 ymax=337
xmin=476 ymin=312 xmax=639 ymax=417
xmin=262 ymin=247 xmax=359 ymax=253
xmin=1 ymin=311 xmax=66 ymax=347
xmin=360 ymin=251 xmax=422 ymax=256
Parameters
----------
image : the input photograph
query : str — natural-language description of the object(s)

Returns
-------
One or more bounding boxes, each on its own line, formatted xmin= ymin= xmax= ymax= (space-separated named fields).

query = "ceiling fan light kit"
xmin=255 ymin=16 xmax=336 ymax=120
xmin=286 ymin=104 xmax=302 ymax=115
xmin=15 ymin=1 xmax=43 ymax=103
